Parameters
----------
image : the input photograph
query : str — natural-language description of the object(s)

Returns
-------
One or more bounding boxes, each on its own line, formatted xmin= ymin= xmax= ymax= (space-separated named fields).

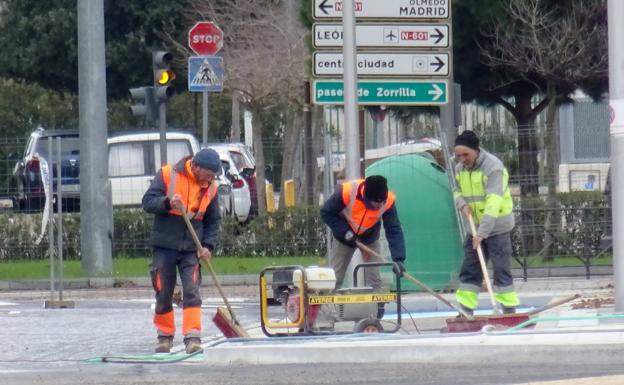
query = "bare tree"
xmin=186 ymin=0 xmax=309 ymax=214
xmin=480 ymin=0 xmax=607 ymax=255
xmin=480 ymin=0 xmax=607 ymax=195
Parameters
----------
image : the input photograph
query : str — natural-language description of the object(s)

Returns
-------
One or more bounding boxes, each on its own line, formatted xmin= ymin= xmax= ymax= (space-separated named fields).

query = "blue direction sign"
xmin=312 ymin=79 xmax=447 ymax=105
xmin=188 ymin=56 xmax=224 ymax=92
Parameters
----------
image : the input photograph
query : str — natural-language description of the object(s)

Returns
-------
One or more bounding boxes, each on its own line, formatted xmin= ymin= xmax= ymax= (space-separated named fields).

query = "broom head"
xmin=212 ymin=306 xmax=249 ymax=338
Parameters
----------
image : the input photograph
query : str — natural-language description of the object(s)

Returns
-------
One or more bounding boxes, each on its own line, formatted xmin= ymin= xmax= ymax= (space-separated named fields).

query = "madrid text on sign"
xmin=314 ymin=0 xmax=449 ymax=20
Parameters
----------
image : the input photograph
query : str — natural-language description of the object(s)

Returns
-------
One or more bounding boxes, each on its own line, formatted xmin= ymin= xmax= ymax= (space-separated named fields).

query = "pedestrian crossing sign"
xmin=188 ymin=56 xmax=224 ymax=92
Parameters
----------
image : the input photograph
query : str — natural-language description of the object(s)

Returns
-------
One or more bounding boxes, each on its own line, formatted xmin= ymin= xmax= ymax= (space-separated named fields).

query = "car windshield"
xmin=34 ymin=136 xmax=80 ymax=159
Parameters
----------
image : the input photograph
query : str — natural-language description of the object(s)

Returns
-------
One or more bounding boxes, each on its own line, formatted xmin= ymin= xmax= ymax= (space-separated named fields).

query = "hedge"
xmin=0 ymin=192 xmax=609 ymax=261
xmin=0 ymin=207 xmax=326 ymax=260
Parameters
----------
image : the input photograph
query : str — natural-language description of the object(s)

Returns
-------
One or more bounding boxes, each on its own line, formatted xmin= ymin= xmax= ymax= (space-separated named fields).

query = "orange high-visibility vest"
xmin=340 ymin=179 xmax=395 ymax=235
xmin=161 ymin=160 xmax=217 ymax=220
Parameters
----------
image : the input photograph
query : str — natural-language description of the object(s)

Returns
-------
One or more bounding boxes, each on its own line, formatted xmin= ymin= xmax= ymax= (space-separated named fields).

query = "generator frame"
xmin=259 ymin=262 xmax=402 ymax=337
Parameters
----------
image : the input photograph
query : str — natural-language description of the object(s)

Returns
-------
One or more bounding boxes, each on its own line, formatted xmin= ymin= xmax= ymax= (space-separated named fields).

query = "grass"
xmin=0 ymin=254 xmax=612 ymax=281
xmin=0 ymin=256 xmax=327 ymax=281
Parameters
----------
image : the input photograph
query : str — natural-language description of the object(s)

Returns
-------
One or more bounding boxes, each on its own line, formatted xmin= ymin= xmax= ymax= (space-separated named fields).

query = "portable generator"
xmin=259 ymin=263 xmax=402 ymax=337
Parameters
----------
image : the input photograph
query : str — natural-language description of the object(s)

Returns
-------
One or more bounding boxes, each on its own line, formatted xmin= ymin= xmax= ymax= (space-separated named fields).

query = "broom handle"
xmin=355 ymin=240 xmax=473 ymax=319
xmin=181 ymin=213 xmax=240 ymax=325
xmin=527 ymin=293 xmax=580 ymax=316
xmin=466 ymin=213 xmax=499 ymax=313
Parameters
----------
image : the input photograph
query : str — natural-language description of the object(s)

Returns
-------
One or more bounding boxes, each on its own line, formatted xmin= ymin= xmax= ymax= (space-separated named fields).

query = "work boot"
xmin=155 ymin=336 xmax=173 ymax=353
xmin=503 ymin=306 xmax=516 ymax=314
xmin=184 ymin=337 xmax=203 ymax=354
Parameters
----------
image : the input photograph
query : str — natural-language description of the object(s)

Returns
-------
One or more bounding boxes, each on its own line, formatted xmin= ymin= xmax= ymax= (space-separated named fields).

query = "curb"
xmin=0 ymin=274 xmax=258 ymax=291
xmin=203 ymin=330 xmax=624 ymax=365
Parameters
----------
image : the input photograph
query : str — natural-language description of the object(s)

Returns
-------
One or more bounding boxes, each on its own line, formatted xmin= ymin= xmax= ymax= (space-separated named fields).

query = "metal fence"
xmin=0 ymin=117 xmax=614 ymax=280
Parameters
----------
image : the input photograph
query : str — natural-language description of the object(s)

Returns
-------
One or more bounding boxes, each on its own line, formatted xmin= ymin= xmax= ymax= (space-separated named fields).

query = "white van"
xmin=108 ymin=131 xmax=199 ymax=206
xmin=107 ymin=131 xmax=232 ymax=217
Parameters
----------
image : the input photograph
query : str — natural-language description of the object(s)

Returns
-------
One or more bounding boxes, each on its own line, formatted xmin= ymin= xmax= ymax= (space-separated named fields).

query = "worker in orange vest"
xmin=142 ymin=148 xmax=221 ymax=354
xmin=320 ymin=175 xmax=406 ymax=317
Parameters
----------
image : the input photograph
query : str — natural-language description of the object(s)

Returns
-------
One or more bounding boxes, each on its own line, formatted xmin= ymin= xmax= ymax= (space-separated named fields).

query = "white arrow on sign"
xmin=313 ymin=0 xmax=450 ymax=20
xmin=314 ymin=52 xmax=449 ymax=77
xmin=313 ymin=23 xmax=449 ymax=48
xmin=428 ymin=84 xmax=444 ymax=101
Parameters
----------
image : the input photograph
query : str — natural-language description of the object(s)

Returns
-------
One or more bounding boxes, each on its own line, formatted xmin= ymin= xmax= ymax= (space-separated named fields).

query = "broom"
xmin=181 ymin=213 xmax=249 ymax=338
xmin=466 ymin=213 xmax=501 ymax=314
xmin=355 ymin=240 xmax=474 ymax=319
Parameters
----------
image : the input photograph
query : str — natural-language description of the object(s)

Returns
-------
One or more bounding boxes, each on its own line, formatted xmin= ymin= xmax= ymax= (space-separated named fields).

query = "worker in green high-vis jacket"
xmin=452 ymin=130 xmax=520 ymax=317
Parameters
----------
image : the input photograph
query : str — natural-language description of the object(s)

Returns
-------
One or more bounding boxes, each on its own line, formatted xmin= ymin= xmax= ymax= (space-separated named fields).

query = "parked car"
xmin=108 ymin=131 xmax=232 ymax=218
xmin=12 ymin=128 xmax=233 ymax=217
xmin=12 ymin=127 xmax=80 ymax=212
xmin=215 ymin=149 xmax=252 ymax=223
xmin=208 ymin=142 xmax=268 ymax=216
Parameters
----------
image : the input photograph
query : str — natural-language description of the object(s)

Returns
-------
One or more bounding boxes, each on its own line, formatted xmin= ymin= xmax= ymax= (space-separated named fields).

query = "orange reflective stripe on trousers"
xmin=154 ymin=310 xmax=175 ymax=335
xmin=183 ymin=306 xmax=202 ymax=336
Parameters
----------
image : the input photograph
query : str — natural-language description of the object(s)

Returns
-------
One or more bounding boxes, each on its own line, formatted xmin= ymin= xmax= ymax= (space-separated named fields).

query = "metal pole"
xmin=48 ymin=137 xmax=54 ymax=298
xmin=439 ymin=6 xmax=455 ymax=155
xmin=304 ymin=81 xmax=314 ymax=205
xmin=341 ymin=0 xmax=360 ymax=180
xmin=324 ymin=107 xmax=333 ymax=259
xmin=608 ymin=0 xmax=624 ymax=312
xmin=77 ymin=0 xmax=112 ymax=274
xmin=159 ymin=103 xmax=167 ymax=165
xmin=203 ymin=91 xmax=209 ymax=147
xmin=56 ymin=137 xmax=64 ymax=302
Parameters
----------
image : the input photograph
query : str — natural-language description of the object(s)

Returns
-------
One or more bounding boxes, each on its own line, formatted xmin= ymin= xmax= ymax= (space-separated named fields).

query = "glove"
xmin=342 ymin=230 xmax=357 ymax=247
xmin=393 ymin=261 xmax=405 ymax=277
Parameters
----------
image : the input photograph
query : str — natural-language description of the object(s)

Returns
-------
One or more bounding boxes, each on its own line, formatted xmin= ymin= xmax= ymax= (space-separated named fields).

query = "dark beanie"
xmin=454 ymin=130 xmax=480 ymax=150
xmin=193 ymin=148 xmax=221 ymax=172
xmin=364 ymin=175 xmax=388 ymax=202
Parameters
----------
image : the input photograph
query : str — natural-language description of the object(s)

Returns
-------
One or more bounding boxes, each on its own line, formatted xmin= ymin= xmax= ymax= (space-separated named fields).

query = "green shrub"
xmin=513 ymin=191 xmax=608 ymax=259
xmin=0 ymin=193 xmax=608 ymax=262
xmin=0 ymin=207 xmax=327 ymax=260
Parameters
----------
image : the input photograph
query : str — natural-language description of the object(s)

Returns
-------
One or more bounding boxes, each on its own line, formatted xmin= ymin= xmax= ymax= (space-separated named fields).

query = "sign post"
xmin=188 ymin=22 xmax=224 ymax=146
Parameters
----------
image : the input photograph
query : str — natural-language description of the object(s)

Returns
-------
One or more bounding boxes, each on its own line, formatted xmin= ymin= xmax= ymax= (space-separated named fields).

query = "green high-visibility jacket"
xmin=453 ymin=149 xmax=514 ymax=238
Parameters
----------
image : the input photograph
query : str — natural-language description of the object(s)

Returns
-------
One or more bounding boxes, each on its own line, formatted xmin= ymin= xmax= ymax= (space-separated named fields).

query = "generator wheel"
xmin=354 ymin=318 xmax=384 ymax=333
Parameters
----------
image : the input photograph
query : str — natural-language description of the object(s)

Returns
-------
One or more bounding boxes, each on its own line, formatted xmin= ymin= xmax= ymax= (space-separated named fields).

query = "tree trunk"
xmin=515 ymin=95 xmax=540 ymax=196
xmin=230 ymin=91 xmax=240 ymax=142
xmin=279 ymin=108 xmax=301 ymax=208
xmin=311 ymin=105 xmax=325 ymax=206
xmin=251 ymin=104 xmax=267 ymax=215
xmin=541 ymin=84 xmax=560 ymax=261
xmin=513 ymin=94 xmax=541 ymax=255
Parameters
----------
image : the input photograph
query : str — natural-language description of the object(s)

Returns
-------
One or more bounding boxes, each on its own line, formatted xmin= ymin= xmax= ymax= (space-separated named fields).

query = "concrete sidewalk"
xmin=200 ymin=275 xmax=623 ymax=366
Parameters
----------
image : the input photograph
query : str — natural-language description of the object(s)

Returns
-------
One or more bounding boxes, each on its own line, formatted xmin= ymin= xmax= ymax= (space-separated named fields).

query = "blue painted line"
xmin=382 ymin=307 xmax=534 ymax=320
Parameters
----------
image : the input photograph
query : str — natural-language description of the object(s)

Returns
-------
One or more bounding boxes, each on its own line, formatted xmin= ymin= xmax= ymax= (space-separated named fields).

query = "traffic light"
xmin=152 ymin=51 xmax=175 ymax=103
xmin=129 ymin=86 xmax=157 ymax=123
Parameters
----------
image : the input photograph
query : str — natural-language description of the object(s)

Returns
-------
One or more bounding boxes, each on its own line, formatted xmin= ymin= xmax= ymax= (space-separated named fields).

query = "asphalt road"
xmin=1 ymin=289 xmax=622 ymax=385
xmin=3 ymin=361 xmax=624 ymax=385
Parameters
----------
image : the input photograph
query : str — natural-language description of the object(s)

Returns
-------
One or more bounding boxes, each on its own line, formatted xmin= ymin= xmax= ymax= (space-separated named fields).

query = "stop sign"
xmin=188 ymin=22 xmax=223 ymax=55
